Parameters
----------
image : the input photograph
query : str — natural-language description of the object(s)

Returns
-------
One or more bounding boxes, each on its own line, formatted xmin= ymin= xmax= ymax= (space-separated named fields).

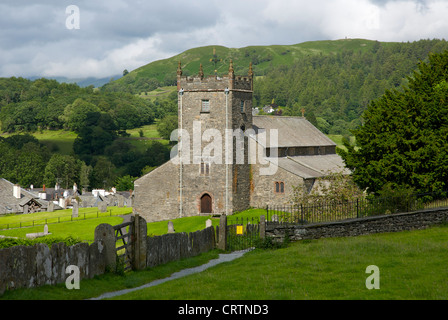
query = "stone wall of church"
xmin=133 ymin=161 xmax=181 ymax=223
xmin=250 ymin=163 xmax=304 ymax=208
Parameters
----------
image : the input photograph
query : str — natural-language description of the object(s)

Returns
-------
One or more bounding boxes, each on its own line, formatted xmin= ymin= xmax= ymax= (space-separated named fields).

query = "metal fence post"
xmin=357 ymin=198 xmax=359 ymax=218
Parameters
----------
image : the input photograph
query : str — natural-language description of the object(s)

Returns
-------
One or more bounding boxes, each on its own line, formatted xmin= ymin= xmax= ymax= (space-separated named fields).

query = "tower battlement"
xmin=177 ymin=60 xmax=253 ymax=91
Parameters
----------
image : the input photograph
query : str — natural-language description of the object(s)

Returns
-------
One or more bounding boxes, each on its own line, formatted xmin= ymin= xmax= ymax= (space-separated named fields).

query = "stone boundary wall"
xmin=0 ymin=216 xmax=216 ymax=296
xmin=266 ymin=208 xmax=448 ymax=241
xmin=0 ymin=240 xmax=108 ymax=296
xmin=146 ymin=226 xmax=215 ymax=268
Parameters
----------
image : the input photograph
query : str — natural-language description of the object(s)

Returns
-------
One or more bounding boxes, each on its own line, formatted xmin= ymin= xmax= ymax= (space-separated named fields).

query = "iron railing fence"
xmin=267 ymin=190 xmax=448 ymax=226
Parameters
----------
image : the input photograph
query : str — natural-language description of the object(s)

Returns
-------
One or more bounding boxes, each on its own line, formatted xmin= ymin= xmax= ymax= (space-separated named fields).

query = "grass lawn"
xmin=120 ymin=122 xmax=171 ymax=153
xmin=326 ymin=134 xmax=356 ymax=151
xmin=0 ymin=206 xmax=132 ymax=242
xmin=110 ymin=224 xmax=448 ymax=300
xmin=136 ymin=86 xmax=177 ymax=101
xmin=2 ymin=206 xmax=447 ymax=300
xmin=147 ymin=209 xmax=268 ymax=236
xmin=146 ymin=215 xmax=220 ymax=236
xmin=126 ymin=123 xmax=162 ymax=139
xmin=0 ymin=216 xmax=124 ymax=242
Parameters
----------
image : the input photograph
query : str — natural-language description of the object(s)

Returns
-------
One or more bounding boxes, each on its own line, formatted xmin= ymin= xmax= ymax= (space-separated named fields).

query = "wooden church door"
xmin=200 ymin=193 xmax=212 ymax=213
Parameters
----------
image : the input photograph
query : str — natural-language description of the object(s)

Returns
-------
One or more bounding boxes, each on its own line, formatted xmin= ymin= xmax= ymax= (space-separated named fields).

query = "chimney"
xmin=13 ymin=184 xmax=21 ymax=199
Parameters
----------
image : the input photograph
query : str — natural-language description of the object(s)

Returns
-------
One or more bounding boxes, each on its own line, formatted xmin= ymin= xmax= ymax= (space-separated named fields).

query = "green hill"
xmin=101 ymin=39 xmax=388 ymax=93
xmin=101 ymin=38 xmax=448 ymax=137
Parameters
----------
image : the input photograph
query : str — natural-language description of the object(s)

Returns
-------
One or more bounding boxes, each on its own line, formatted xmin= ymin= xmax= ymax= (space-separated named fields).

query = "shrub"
xmin=0 ymin=236 xmax=82 ymax=249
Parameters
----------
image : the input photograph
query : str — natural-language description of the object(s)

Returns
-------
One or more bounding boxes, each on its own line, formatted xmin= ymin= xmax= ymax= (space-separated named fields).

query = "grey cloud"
xmin=1 ymin=0 xmax=448 ymax=78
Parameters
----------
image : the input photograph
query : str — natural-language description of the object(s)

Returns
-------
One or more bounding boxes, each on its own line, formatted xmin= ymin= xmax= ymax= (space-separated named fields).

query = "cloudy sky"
xmin=1 ymin=0 xmax=448 ymax=79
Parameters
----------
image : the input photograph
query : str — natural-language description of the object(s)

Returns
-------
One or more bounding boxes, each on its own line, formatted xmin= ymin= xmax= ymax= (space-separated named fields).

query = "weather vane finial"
xmin=210 ymin=47 xmax=222 ymax=75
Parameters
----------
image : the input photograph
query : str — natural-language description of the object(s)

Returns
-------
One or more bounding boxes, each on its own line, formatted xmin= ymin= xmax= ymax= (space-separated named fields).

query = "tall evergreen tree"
xmin=340 ymin=50 xmax=448 ymax=194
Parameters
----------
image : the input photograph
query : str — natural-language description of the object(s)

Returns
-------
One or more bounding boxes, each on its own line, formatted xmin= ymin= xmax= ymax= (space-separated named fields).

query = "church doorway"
xmin=200 ymin=193 xmax=212 ymax=213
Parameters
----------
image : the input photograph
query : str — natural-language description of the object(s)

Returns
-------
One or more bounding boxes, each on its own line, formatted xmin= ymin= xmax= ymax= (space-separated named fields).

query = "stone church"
xmin=133 ymin=62 xmax=348 ymax=222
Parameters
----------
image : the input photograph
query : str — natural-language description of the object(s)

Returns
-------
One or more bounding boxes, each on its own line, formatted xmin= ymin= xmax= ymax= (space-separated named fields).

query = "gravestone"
xmin=98 ymin=201 xmax=107 ymax=213
xmin=59 ymin=198 xmax=66 ymax=209
xmin=167 ymin=221 xmax=175 ymax=233
xmin=206 ymin=219 xmax=212 ymax=228
xmin=44 ymin=224 xmax=49 ymax=235
xmin=117 ymin=195 xmax=124 ymax=207
xmin=72 ymin=201 xmax=79 ymax=218
xmin=23 ymin=204 xmax=29 ymax=214
xmin=47 ymin=201 xmax=54 ymax=212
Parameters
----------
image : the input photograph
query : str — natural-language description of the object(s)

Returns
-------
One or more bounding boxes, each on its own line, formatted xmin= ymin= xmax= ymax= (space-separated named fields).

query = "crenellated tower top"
xmin=177 ymin=61 xmax=253 ymax=92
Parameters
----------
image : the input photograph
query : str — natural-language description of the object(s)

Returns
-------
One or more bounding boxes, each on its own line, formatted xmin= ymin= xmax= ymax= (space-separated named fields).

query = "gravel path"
xmin=89 ymin=248 xmax=253 ymax=300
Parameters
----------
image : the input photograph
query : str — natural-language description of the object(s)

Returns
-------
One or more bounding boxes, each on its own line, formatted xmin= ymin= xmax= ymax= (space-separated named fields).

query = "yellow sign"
xmin=236 ymin=225 xmax=243 ymax=235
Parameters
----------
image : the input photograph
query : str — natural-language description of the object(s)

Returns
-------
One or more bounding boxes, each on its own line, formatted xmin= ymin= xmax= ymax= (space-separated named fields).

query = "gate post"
xmin=260 ymin=215 xmax=266 ymax=239
xmin=94 ymin=223 xmax=116 ymax=271
xmin=218 ymin=215 xmax=227 ymax=251
xmin=132 ymin=214 xmax=147 ymax=270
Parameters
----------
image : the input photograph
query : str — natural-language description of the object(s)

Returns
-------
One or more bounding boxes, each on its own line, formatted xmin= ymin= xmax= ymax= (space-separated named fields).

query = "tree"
xmin=61 ymin=98 xmax=100 ymax=132
xmin=292 ymin=170 xmax=364 ymax=206
xmin=43 ymin=154 xmax=82 ymax=189
xmin=89 ymin=156 xmax=117 ymax=189
xmin=115 ymin=175 xmax=135 ymax=191
xmin=0 ymin=136 xmax=50 ymax=187
xmin=339 ymin=50 xmax=448 ymax=194
xmin=157 ymin=114 xmax=178 ymax=140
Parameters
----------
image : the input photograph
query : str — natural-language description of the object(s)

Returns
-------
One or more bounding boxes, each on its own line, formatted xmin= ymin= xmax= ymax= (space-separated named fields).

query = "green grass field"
xmin=110 ymin=223 xmax=448 ymax=300
xmin=136 ymin=86 xmax=177 ymax=101
xmin=1 ymin=222 xmax=446 ymax=300
xmin=0 ymin=207 xmax=132 ymax=242
xmin=1 ymin=129 xmax=77 ymax=155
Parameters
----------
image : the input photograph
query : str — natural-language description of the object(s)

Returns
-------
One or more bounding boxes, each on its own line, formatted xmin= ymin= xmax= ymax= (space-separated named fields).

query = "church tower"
xmin=176 ymin=61 xmax=253 ymax=215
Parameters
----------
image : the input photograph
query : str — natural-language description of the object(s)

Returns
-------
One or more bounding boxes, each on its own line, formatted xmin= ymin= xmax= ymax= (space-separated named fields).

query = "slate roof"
xmin=0 ymin=178 xmax=62 ymax=214
xmin=251 ymin=116 xmax=350 ymax=179
xmin=274 ymin=155 xmax=350 ymax=179
xmin=252 ymin=116 xmax=336 ymax=148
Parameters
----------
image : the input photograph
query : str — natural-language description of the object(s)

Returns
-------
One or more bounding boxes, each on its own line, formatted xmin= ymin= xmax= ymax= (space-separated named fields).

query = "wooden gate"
xmin=113 ymin=219 xmax=134 ymax=272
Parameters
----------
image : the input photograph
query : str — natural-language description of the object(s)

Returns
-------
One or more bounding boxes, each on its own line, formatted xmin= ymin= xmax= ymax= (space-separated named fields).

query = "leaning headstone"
xmin=72 ymin=201 xmax=79 ymax=218
xmin=59 ymin=198 xmax=66 ymax=209
xmin=47 ymin=201 xmax=54 ymax=212
xmin=167 ymin=221 xmax=175 ymax=233
xmin=206 ymin=219 xmax=212 ymax=228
